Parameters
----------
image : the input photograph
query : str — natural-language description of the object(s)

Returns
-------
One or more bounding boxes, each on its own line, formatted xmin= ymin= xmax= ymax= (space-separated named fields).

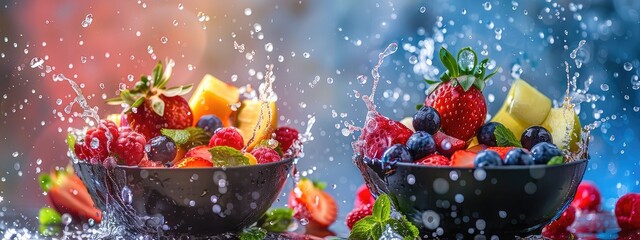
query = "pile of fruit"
xmin=70 ymin=61 xmax=300 ymax=168
xmin=358 ymin=47 xmax=584 ymax=172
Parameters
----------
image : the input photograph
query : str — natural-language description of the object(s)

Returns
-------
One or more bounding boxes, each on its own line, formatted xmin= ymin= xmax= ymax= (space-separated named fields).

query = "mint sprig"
xmin=349 ymin=194 xmax=419 ymax=240
xmin=209 ymin=146 xmax=250 ymax=167
xmin=161 ymin=127 xmax=211 ymax=149
xmin=547 ymin=156 xmax=564 ymax=165
xmin=494 ymin=124 xmax=523 ymax=148
xmin=239 ymin=226 xmax=267 ymax=240
xmin=257 ymin=208 xmax=294 ymax=233
xmin=426 ymin=47 xmax=500 ymax=94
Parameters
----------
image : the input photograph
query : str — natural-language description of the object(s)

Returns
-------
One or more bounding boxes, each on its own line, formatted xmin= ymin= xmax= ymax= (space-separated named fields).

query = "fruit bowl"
xmin=73 ymin=158 xmax=294 ymax=235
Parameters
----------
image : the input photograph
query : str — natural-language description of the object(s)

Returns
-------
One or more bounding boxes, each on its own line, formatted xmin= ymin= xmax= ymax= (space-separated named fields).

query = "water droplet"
xmin=178 ymin=3 xmax=184 ymax=10
xmin=11 ymin=152 xmax=18 ymax=157
xmin=511 ymin=64 xmax=523 ymax=79
xmin=419 ymin=6 xmax=426 ymax=13
xmin=244 ymin=8 xmax=252 ymax=16
xmin=462 ymin=8 xmax=467 ymax=15
xmin=409 ymin=55 xmax=418 ymax=64
xmin=172 ymin=20 xmax=179 ymax=26
xmin=326 ymin=77 xmax=334 ymax=84
xmin=457 ymin=49 xmax=476 ymax=71
xmin=264 ymin=42 xmax=273 ymax=52
xmin=253 ymin=23 xmax=262 ymax=32
xmin=160 ymin=36 xmax=168 ymax=44
xmin=231 ymin=74 xmax=238 ymax=82
xmin=303 ymin=52 xmax=310 ymax=58
xmin=357 ymin=75 xmax=368 ymax=84
xmin=197 ymin=12 xmax=206 ymax=22
xmin=147 ymin=45 xmax=154 ymax=54
xmin=81 ymin=14 xmax=93 ymax=28
xmin=483 ymin=1 xmax=492 ymax=11
xmin=278 ymin=55 xmax=284 ymax=62
xmin=30 ymin=57 xmax=44 ymax=68
xmin=624 ymin=62 xmax=633 ymax=71
xmin=600 ymin=84 xmax=609 ymax=91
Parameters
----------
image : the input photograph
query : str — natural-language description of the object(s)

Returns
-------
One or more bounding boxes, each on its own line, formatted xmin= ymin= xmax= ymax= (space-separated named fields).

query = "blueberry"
xmin=145 ymin=136 xmax=177 ymax=164
xmin=477 ymin=122 xmax=504 ymax=147
xmin=520 ymin=126 xmax=553 ymax=150
xmin=196 ymin=114 xmax=223 ymax=135
xmin=531 ymin=142 xmax=562 ymax=164
xmin=413 ymin=106 xmax=441 ymax=134
xmin=474 ymin=150 xmax=503 ymax=168
xmin=405 ymin=131 xmax=437 ymax=160
xmin=504 ymin=148 xmax=534 ymax=165
xmin=382 ymin=144 xmax=413 ymax=166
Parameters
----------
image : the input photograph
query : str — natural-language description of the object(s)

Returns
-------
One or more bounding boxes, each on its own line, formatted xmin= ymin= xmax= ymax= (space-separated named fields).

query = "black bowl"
xmin=386 ymin=160 xmax=587 ymax=238
xmin=73 ymin=158 xmax=294 ymax=235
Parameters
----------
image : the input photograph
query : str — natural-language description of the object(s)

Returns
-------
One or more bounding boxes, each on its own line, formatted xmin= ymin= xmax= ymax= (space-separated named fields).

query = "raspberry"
xmin=73 ymin=141 xmax=89 ymax=161
xmin=82 ymin=120 xmax=120 ymax=163
xmin=274 ymin=126 xmax=299 ymax=153
xmin=544 ymin=205 xmax=576 ymax=233
xmin=571 ymin=181 xmax=601 ymax=212
xmin=138 ymin=159 xmax=163 ymax=167
xmin=250 ymin=147 xmax=281 ymax=164
xmin=541 ymin=227 xmax=574 ymax=240
xmin=615 ymin=193 xmax=640 ymax=230
xmin=346 ymin=204 xmax=373 ymax=229
xmin=208 ymin=127 xmax=244 ymax=150
xmin=358 ymin=113 xmax=413 ymax=160
xmin=111 ymin=130 xmax=146 ymax=166
xmin=415 ymin=154 xmax=450 ymax=166
xmin=355 ymin=184 xmax=375 ymax=208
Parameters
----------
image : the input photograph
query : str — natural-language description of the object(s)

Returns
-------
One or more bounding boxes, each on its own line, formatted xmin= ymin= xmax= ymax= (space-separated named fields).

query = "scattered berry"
xmin=358 ymin=113 xmax=413 ymax=160
xmin=184 ymin=145 xmax=211 ymax=162
xmin=354 ymin=184 xmax=375 ymax=208
xmin=520 ymin=126 xmax=553 ymax=150
xmin=145 ymin=135 xmax=178 ymax=164
xmin=530 ymin=142 xmax=562 ymax=165
xmin=615 ymin=193 xmax=640 ymax=230
xmin=288 ymin=179 xmax=338 ymax=228
xmin=346 ymin=204 xmax=373 ymax=230
xmin=415 ymin=154 xmax=450 ymax=166
xmin=571 ymin=181 xmax=601 ymax=212
xmin=503 ymin=148 xmax=534 ymax=165
xmin=450 ymin=150 xmax=477 ymax=168
xmin=486 ymin=146 xmax=514 ymax=159
xmin=405 ymin=131 xmax=437 ymax=160
xmin=412 ymin=106 xmax=440 ymax=134
xmin=425 ymin=81 xmax=487 ymax=141
xmin=545 ymin=205 xmax=576 ymax=233
xmin=173 ymin=156 xmax=213 ymax=168
xmin=476 ymin=122 xmax=503 ymax=147
xmin=250 ymin=147 xmax=281 ymax=164
xmin=433 ymin=131 xmax=466 ymax=157
xmin=196 ymin=114 xmax=223 ymax=135
xmin=474 ymin=150 xmax=503 ymax=168
xmin=274 ymin=126 xmax=299 ymax=153
xmin=208 ymin=127 xmax=244 ymax=150
xmin=111 ymin=130 xmax=147 ymax=166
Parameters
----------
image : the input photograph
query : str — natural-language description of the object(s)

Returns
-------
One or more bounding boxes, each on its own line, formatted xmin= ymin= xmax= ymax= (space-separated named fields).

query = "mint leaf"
xmin=258 ymin=208 xmax=294 ymax=233
xmin=39 ymin=207 xmax=61 ymax=225
xmin=384 ymin=218 xmax=420 ymax=240
xmin=373 ymin=194 xmax=391 ymax=221
xmin=161 ymin=127 xmax=211 ymax=149
xmin=209 ymin=146 xmax=250 ymax=167
xmin=349 ymin=216 xmax=383 ymax=240
xmin=494 ymin=124 xmax=523 ymax=147
xmin=547 ymin=156 xmax=564 ymax=165
xmin=239 ymin=226 xmax=267 ymax=240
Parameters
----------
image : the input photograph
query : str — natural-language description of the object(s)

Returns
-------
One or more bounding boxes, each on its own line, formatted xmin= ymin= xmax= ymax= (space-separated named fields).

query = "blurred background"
xmin=0 ymin=0 xmax=639 ymax=235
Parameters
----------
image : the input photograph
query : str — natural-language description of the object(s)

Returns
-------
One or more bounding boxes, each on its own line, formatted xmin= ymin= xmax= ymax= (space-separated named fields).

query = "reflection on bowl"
xmin=74 ymin=158 xmax=293 ymax=235
xmin=385 ymin=160 xmax=587 ymax=238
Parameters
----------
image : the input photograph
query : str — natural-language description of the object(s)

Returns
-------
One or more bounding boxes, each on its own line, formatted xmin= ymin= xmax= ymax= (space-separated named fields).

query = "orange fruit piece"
xmin=188 ymin=74 xmax=240 ymax=127
xmin=244 ymin=152 xmax=258 ymax=165
xmin=235 ymin=100 xmax=278 ymax=151
xmin=173 ymin=156 xmax=213 ymax=168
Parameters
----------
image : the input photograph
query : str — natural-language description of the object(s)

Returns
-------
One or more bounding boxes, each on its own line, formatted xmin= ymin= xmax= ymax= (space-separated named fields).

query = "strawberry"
xmin=432 ymin=131 xmax=466 ymax=157
xmin=208 ymin=127 xmax=245 ymax=151
xmin=184 ymin=145 xmax=211 ymax=161
xmin=354 ymin=184 xmax=375 ymax=208
xmin=39 ymin=168 xmax=102 ymax=223
xmin=346 ymin=204 xmax=373 ymax=230
xmin=250 ymin=147 xmax=281 ymax=164
xmin=288 ymin=179 xmax=337 ymax=228
xmin=274 ymin=126 xmax=299 ymax=153
xmin=111 ymin=129 xmax=146 ymax=166
xmin=173 ymin=156 xmax=213 ymax=168
xmin=415 ymin=154 xmax=450 ymax=166
xmin=486 ymin=146 xmax=514 ymax=159
xmin=541 ymin=228 xmax=574 ymax=240
xmin=107 ymin=61 xmax=194 ymax=140
xmin=615 ymin=193 xmax=640 ymax=230
xmin=424 ymin=47 xmax=497 ymax=141
xmin=358 ymin=112 xmax=413 ymax=160
xmin=571 ymin=181 xmax=601 ymax=212
xmin=450 ymin=150 xmax=476 ymax=168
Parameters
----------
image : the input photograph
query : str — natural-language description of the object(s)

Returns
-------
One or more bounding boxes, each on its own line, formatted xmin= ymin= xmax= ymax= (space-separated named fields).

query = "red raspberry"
xmin=541 ymin=227 xmax=574 ymax=240
xmin=571 ymin=181 xmax=601 ymax=212
xmin=275 ymin=126 xmax=299 ymax=153
xmin=544 ymin=205 xmax=576 ymax=233
xmin=358 ymin=113 xmax=413 ymax=160
xmin=73 ymin=141 xmax=89 ymax=161
xmin=208 ymin=127 xmax=244 ymax=150
xmin=250 ymin=147 xmax=281 ymax=164
xmin=355 ymin=184 xmax=375 ymax=208
xmin=82 ymin=120 xmax=120 ymax=163
xmin=615 ymin=193 xmax=640 ymax=230
xmin=111 ymin=130 xmax=146 ymax=166
xmin=415 ymin=154 xmax=450 ymax=166
xmin=346 ymin=204 xmax=373 ymax=229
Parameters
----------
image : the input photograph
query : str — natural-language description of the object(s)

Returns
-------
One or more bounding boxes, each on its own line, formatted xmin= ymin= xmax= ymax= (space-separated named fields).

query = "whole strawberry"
xmin=424 ymin=47 xmax=499 ymax=141
xmin=107 ymin=61 xmax=194 ymax=140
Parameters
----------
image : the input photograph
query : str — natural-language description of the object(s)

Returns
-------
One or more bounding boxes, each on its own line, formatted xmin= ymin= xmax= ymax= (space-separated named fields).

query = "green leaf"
xmin=239 ymin=227 xmax=267 ymax=240
xmin=39 ymin=173 xmax=53 ymax=192
xmin=456 ymin=75 xmax=476 ymax=92
xmin=150 ymin=96 xmax=165 ymax=116
xmin=255 ymin=140 xmax=284 ymax=157
xmin=161 ymin=127 xmax=211 ymax=149
xmin=152 ymin=62 xmax=163 ymax=88
xmin=439 ymin=47 xmax=459 ymax=77
xmin=415 ymin=104 xmax=424 ymax=111
xmin=373 ymin=194 xmax=391 ymax=221
xmin=67 ymin=133 xmax=76 ymax=152
xmin=424 ymin=79 xmax=439 ymax=85
xmin=484 ymin=67 xmax=500 ymax=81
xmin=39 ymin=207 xmax=61 ymax=225
xmin=349 ymin=216 xmax=383 ymax=240
xmin=209 ymin=146 xmax=250 ymax=167
xmin=494 ymin=124 xmax=523 ymax=147
xmin=312 ymin=180 xmax=328 ymax=190
xmin=105 ymin=97 xmax=124 ymax=105
xmin=473 ymin=78 xmax=486 ymax=91
xmin=163 ymin=84 xmax=194 ymax=97
xmin=383 ymin=218 xmax=420 ymax=240
xmin=258 ymin=208 xmax=294 ymax=233
xmin=547 ymin=156 xmax=564 ymax=165
xmin=439 ymin=71 xmax=450 ymax=81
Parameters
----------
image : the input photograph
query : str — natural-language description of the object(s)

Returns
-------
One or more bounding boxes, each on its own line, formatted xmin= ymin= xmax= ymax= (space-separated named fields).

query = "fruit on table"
xmin=432 ymin=131 xmax=466 ymax=157
xmin=289 ymin=179 xmax=338 ymax=228
xmin=145 ymin=135 xmax=178 ymax=164
xmin=520 ymin=126 xmax=553 ymax=150
xmin=412 ymin=106 xmax=440 ymax=135
xmin=236 ymin=100 xmax=278 ymax=151
xmin=405 ymin=131 xmax=437 ymax=160
xmin=354 ymin=184 xmax=375 ymax=208
xmin=188 ymin=74 xmax=240 ymax=128
xmin=196 ymin=114 xmax=223 ymax=136
xmin=615 ymin=193 xmax=640 ymax=230
xmin=473 ymin=150 xmax=503 ymax=168
xmin=571 ymin=181 xmax=601 ymax=212
xmin=39 ymin=168 xmax=102 ymax=223
xmin=346 ymin=204 xmax=372 ymax=230
xmin=542 ymin=105 xmax=582 ymax=152
xmin=503 ymin=148 xmax=534 ymax=165
xmin=358 ymin=112 xmax=413 ymax=160
xmin=415 ymin=154 xmax=450 ymax=166
xmin=491 ymin=79 xmax=552 ymax=139
xmin=107 ymin=61 xmax=194 ymax=140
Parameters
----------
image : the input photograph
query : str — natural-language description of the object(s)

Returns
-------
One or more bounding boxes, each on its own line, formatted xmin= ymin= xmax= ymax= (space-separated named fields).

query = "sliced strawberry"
xmin=615 ymin=193 xmax=640 ymax=230
xmin=288 ymin=179 xmax=337 ymax=228
xmin=358 ymin=112 xmax=413 ymax=160
xmin=571 ymin=181 xmax=601 ymax=212
xmin=486 ymin=146 xmax=514 ymax=159
xmin=415 ymin=154 xmax=450 ymax=166
xmin=40 ymin=169 xmax=102 ymax=223
xmin=173 ymin=156 xmax=213 ymax=168
xmin=354 ymin=184 xmax=375 ymax=208
xmin=450 ymin=150 xmax=476 ymax=168
xmin=184 ymin=145 xmax=212 ymax=161
xmin=433 ymin=131 xmax=466 ymax=157
xmin=346 ymin=204 xmax=373 ymax=230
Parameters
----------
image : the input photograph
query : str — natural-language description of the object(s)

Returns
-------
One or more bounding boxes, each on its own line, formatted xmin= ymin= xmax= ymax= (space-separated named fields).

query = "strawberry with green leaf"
xmin=39 ymin=167 xmax=102 ymax=223
xmin=424 ymin=47 xmax=500 ymax=141
xmin=107 ymin=61 xmax=194 ymax=140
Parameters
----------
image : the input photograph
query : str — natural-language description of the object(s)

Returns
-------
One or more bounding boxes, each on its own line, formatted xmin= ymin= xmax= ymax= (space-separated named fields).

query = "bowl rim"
xmin=78 ymin=157 xmax=295 ymax=171
xmin=394 ymin=158 xmax=588 ymax=170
